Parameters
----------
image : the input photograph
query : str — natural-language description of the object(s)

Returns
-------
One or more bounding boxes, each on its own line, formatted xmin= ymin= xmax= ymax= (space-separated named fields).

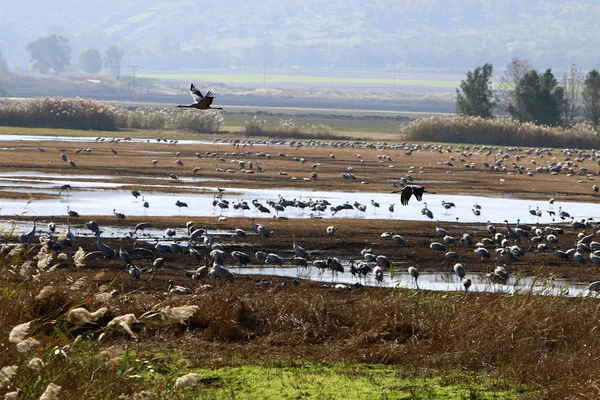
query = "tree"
xmin=104 ymin=45 xmax=124 ymax=78
xmin=582 ymin=69 xmax=600 ymax=128
xmin=497 ymin=58 xmax=532 ymax=116
xmin=562 ymin=63 xmax=583 ymax=127
xmin=456 ymin=63 xmax=495 ymax=118
xmin=25 ymin=34 xmax=71 ymax=75
xmin=510 ymin=69 xmax=566 ymax=126
xmin=78 ymin=48 xmax=102 ymax=74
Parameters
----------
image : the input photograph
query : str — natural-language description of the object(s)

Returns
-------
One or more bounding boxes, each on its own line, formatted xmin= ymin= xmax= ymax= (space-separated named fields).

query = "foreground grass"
xmin=182 ymin=363 xmax=526 ymax=399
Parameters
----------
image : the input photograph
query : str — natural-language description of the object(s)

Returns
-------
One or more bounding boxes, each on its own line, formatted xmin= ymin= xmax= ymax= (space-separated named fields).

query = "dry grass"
xmin=0 ymin=98 xmax=222 ymax=133
xmin=407 ymin=116 xmax=600 ymax=149
xmin=244 ymin=115 xmax=347 ymax=140
xmin=1 ymin=256 xmax=600 ymax=398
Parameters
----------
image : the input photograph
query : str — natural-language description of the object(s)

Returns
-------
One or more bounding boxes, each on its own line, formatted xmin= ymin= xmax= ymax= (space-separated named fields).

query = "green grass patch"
xmin=167 ymin=363 xmax=529 ymax=399
xmin=223 ymin=113 xmax=405 ymax=135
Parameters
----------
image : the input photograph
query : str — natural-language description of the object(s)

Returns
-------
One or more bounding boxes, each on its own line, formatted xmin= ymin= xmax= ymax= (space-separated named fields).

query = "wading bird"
xmin=177 ymin=83 xmax=223 ymax=110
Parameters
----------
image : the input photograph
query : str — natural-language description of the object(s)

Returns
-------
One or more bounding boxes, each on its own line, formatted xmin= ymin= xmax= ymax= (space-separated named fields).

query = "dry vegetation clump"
xmin=244 ymin=116 xmax=345 ymax=140
xmin=406 ymin=115 xmax=600 ymax=149
xmin=125 ymin=108 xmax=223 ymax=133
xmin=0 ymin=97 xmax=124 ymax=130
xmin=0 ymin=98 xmax=223 ymax=133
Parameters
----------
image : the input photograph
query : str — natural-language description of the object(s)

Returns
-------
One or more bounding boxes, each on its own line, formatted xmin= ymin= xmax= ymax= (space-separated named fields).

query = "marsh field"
xmin=2 ymin=119 xmax=600 ymax=399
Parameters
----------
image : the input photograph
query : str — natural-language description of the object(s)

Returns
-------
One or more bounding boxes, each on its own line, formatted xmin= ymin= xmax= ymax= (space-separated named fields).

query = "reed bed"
xmin=244 ymin=116 xmax=347 ymax=140
xmin=0 ymin=98 xmax=223 ymax=133
xmin=406 ymin=115 xmax=600 ymax=149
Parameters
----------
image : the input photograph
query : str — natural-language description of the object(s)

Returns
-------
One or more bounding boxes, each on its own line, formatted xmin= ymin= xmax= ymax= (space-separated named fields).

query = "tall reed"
xmin=406 ymin=115 xmax=600 ymax=148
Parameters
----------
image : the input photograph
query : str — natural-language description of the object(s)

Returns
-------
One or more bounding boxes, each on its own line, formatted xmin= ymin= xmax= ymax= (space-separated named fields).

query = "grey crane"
xmin=18 ymin=219 xmax=37 ymax=244
xmin=231 ymin=250 xmax=251 ymax=267
xmin=292 ymin=234 xmax=309 ymax=259
xmin=265 ymin=253 xmax=284 ymax=265
xmin=175 ymin=200 xmax=188 ymax=211
xmin=462 ymin=277 xmax=472 ymax=293
xmin=209 ymin=263 xmax=234 ymax=280
xmin=421 ymin=203 xmax=434 ymax=220
xmin=326 ymin=226 xmax=338 ymax=237
xmin=408 ymin=266 xmax=420 ymax=289
xmin=430 ymin=242 xmax=446 ymax=252
xmin=67 ymin=206 xmax=79 ymax=219
xmin=132 ymin=241 xmax=155 ymax=259
xmin=47 ymin=217 xmax=56 ymax=237
xmin=290 ymin=256 xmax=308 ymax=269
xmin=168 ymin=280 xmax=192 ymax=294
xmin=376 ymin=255 xmax=390 ymax=270
xmin=134 ymin=222 xmax=152 ymax=235
xmin=210 ymin=249 xmax=226 ymax=264
xmin=327 ymin=256 xmax=344 ymax=280
xmin=177 ymin=83 xmax=223 ymax=110
xmin=97 ymin=234 xmax=117 ymax=259
xmin=453 ymin=263 xmax=466 ymax=279
xmin=113 ymin=209 xmax=126 ymax=220
xmin=588 ymin=281 xmax=600 ymax=293
xmin=504 ymin=220 xmax=521 ymax=243
xmin=393 ymin=185 xmax=429 ymax=206
xmin=392 ymin=234 xmax=407 ymax=245
xmin=58 ymin=184 xmax=71 ymax=195
xmin=119 ymin=239 xmax=133 ymax=265
xmin=373 ymin=266 xmax=384 ymax=284
xmin=128 ymin=264 xmax=141 ymax=281
xmin=86 ymin=220 xmax=100 ymax=235
xmin=150 ymin=257 xmax=165 ymax=280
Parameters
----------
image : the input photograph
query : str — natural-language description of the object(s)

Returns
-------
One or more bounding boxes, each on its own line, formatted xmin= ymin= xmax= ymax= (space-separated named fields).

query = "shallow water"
xmin=0 ymin=134 xmax=236 ymax=146
xmin=0 ymin=177 xmax=598 ymax=224
xmin=230 ymin=266 xmax=591 ymax=297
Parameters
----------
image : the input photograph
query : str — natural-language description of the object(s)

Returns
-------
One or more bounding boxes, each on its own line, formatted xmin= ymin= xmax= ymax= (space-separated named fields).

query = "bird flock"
xmin=7 ymin=137 xmax=600 ymax=296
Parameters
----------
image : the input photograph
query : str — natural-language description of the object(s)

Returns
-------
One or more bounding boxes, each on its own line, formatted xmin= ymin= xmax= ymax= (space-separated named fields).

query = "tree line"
xmin=456 ymin=59 xmax=600 ymax=128
xmin=18 ymin=35 xmax=124 ymax=77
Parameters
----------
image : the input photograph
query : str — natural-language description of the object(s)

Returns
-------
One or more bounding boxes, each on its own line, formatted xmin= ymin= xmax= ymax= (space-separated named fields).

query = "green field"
xmin=139 ymin=72 xmax=462 ymax=89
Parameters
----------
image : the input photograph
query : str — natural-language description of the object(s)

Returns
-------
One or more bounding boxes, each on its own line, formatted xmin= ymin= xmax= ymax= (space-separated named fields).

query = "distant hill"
xmin=2 ymin=0 xmax=600 ymax=72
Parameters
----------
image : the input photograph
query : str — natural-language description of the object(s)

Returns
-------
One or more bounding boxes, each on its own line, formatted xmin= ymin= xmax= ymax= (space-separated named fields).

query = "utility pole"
xmin=131 ymin=65 xmax=138 ymax=95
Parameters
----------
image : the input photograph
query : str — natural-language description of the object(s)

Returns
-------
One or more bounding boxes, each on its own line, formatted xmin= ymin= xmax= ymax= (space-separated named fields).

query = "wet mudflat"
xmin=1 ymin=133 xmax=600 ymax=289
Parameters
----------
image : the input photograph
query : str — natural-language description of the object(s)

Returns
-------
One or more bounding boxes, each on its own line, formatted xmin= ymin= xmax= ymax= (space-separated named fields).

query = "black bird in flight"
xmin=177 ymin=83 xmax=223 ymax=110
